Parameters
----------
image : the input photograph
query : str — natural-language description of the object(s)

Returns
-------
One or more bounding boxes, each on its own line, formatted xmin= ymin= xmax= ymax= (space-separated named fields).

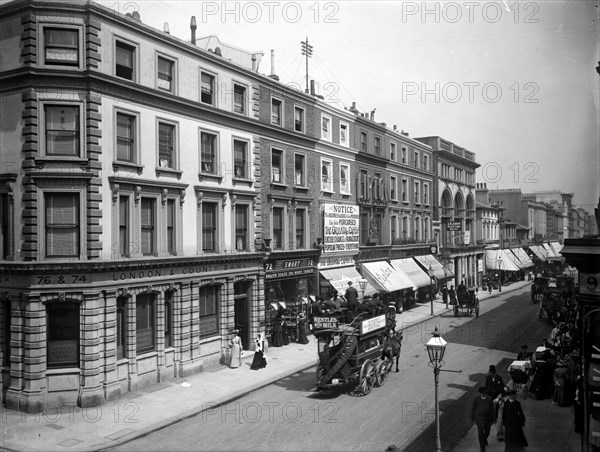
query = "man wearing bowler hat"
xmin=471 ymin=386 xmax=496 ymax=452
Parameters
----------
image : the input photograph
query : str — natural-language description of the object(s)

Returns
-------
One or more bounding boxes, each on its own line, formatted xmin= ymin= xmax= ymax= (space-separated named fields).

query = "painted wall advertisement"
xmin=323 ymin=203 xmax=360 ymax=253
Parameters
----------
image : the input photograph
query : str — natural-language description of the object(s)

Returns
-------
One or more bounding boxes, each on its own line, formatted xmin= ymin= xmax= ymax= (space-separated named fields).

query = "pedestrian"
xmin=485 ymin=365 xmax=505 ymax=401
xmin=250 ymin=334 xmax=267 ymax=370
xmin=271 ymin=315 xmax=285 ymax=347
xmin=502 ymin=389 xmax=528 ymax=451
xmin=494 ymin=386 xmax=509 ymax=441
xmin=553 ymin=359 xmax=569 ymax=406
xmin=228 ymin=330 xmax=242 ymax=369
xmin=471 ymin=386 xmax=496 ymax=452
xmin=489 ymin=280 xmax=493 ymax=294
xmin=345 ymin=281 xmax=359 ymax=311
xmin=516 ymin=344 xmax=531 ymax=361
xmin=441 ymin=286 xmax=449 ymax=305
xmin=296 ymin=313 xmax=309 ymax=345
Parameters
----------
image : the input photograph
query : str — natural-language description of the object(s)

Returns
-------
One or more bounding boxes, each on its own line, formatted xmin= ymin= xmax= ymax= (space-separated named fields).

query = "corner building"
xmin=0 ymin=0 xmax=271 ymax=412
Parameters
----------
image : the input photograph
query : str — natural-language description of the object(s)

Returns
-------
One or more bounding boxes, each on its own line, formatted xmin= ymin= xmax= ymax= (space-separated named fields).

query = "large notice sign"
xmin=323 ymin=204 xmax=360 ymax=253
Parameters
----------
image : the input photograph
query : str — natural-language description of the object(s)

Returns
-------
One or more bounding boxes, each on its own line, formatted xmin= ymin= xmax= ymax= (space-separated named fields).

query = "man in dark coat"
xmin=345 ymin=281 xmax=359 ymax=311
xmin=502 ymin=389 xmax=528 ymax=451
xmin=485 ymin=365 xmax=505 ymax=401
xmin=471 ymin=386 xmax=496 ymax=452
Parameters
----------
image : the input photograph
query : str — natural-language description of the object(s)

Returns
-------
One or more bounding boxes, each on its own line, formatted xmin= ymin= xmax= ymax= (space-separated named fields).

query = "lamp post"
xmin=428 ymin=265 xmax=435 ymax=315
xmin=497 ymin=255 xmax=502 ymax=292
xmin=426 ymin=326 xmax=447 ymax=452
xmin=358 ymin=278 xmax=368 ymax=300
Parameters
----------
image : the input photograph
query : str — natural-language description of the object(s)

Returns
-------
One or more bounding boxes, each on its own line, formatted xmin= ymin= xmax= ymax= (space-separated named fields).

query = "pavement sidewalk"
xmin=2 ymin=279 xmax=577 ymax=452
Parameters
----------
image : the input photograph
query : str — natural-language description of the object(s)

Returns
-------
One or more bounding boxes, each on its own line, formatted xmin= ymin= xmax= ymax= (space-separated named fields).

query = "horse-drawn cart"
xmin=314 ymin=312 xmax=400 ymax=396
xmin=452 ymin=288 xmax=479 ymax=317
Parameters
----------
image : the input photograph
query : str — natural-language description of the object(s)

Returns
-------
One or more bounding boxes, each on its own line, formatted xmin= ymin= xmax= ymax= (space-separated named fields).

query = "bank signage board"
xmin=447 ymin=222 xmax=462 ymax=231
xmin=323 ymin=203 xmax=360 ymax=253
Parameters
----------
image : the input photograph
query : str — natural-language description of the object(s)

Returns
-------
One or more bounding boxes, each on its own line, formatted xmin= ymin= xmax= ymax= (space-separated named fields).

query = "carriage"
xmin=452 ymin=288 xmax=479 ymax=317
xmin=538 ymin=290 xmax=563 ymax=322
xmin=314 ymin=312 xmax=397 ymax=396
xmin=531 ymin=276 xmax=549 ymax=304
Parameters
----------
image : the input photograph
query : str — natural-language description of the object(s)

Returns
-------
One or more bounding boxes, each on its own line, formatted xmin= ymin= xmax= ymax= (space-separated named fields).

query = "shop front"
xmin=264 ymin=250 xmax=319 ymax=344
xmin=0 ymin=255 xmax=264 ymax=413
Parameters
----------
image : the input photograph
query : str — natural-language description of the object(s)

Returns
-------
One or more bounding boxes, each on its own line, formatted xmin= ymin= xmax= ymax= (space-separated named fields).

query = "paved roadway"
xmin=108 ymin=286 xmax=553 ymax=452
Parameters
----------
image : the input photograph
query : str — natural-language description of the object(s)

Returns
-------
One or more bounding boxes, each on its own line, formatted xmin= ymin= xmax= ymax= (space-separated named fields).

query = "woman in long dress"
xmin=271 ymin=316 xmax=285 ymax=347
xmin=297 ymin=314 xmax=309 ymax=345
xmin=503 ymin=390 xmax=529 ymax=451
xmin=250 ymin=334 xmax=266 ymax=370
xmin=228 ymin=331 xmax=242 ymax=368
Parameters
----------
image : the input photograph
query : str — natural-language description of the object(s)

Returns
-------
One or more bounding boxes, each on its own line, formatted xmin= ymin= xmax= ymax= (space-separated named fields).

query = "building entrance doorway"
xmin=234 ymin=281 xmax=252 ymax=350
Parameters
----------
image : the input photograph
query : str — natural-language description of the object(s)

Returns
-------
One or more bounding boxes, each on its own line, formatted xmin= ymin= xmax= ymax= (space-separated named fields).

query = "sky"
xmin=100 ymin=0 xmax=600 ymax=213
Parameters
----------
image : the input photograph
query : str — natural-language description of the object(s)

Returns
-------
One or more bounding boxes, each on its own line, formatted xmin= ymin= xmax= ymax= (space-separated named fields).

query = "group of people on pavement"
xmin=471 ymin=364 xmax=528 ymax=452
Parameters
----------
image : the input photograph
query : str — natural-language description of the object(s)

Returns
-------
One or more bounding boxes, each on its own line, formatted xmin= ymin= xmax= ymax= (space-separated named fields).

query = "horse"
xmin=382 ymin=330 xmax=403 ymax=373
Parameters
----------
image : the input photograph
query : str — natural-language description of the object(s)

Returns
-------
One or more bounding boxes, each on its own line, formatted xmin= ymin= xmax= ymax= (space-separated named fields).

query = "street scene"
xmin=0 ymin=1 xmax=598 ymax=451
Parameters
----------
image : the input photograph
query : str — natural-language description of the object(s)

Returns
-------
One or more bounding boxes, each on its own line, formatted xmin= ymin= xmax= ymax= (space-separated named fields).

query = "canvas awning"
xmin=485 ymin=249 xmax=519 ymax=271
xmin=513 ymin=247 xmax=535 ymax=268
xmin=390 ymin=258 xmax=433 ymax=289
xmin=528 ymin=245 xmax=547 ymax=261
xmin=503 ymin=249 xmax=526 ymax=270
xmin=543 ymin=243 xmax=558 ymax=257
xmin=360 ymin=261 xmax=413 ymax=293
xmin=549 ymin=241 xmax=563 ymax=256
xmin=412 ymin=254 xmax=454 ymax=280
xmin=320 ymin=266 xmax=377 ymax=297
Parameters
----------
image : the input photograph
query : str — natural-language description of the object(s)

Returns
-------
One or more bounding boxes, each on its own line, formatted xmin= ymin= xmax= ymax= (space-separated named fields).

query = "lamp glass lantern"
xmin=426 ymin=329 xmax=447 ymax=367
xmin=358 ymin=278 xmax=368 ymax=291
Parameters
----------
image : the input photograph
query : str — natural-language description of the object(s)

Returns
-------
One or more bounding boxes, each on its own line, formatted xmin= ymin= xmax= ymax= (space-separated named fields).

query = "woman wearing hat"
xmin=503 ymin=389 xmax=528 ymax=451
xmin=296 ymin=313 xmax=309 ymax=345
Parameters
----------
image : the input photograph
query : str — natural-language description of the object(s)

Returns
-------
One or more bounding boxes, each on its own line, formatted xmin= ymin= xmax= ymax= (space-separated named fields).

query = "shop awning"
xmin=512 ymin=247 xmax=535 ymax=268
xmin=361 ymin=261 xmax=413 ymax=293
xmin=549 ymin=241 xmax=563 ymax=256
xmin=503 ymin=249 xmax=526 ymax=270
xmin=543 ymin=243 xmax=558 ymax=257
xmin=485 ymin=249 xmax=519 ymax=271
xmin=390 ymin=258 xmax=432 ymax=289
xmin=320 ymin=266 xmax=377 ymax=297
xmin=528 ymin=245 xmax=547 ymax=261
xmin=412 ymin=254 xmax=454 ymax=280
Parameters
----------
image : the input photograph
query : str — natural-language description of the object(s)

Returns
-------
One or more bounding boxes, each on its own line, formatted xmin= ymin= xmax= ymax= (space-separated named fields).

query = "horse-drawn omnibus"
xmin=314 ymin=310 xmax=401 ymax=396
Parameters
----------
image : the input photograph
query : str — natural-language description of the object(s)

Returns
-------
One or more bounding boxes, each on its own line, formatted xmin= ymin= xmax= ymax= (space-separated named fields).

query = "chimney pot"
xmin=163 ymin=22 xmax=170 ymax=34
xmin=269 ymin=50 xmax=279 ymax=80
xmin=190 ymin=16 xmax=197 ymax=45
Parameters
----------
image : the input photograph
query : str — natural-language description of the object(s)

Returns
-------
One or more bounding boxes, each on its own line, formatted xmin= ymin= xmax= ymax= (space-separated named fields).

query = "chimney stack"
xmin=163 ymin=22 xmax=170 ymax=34
xmin=393 ymin=125 xmax=397 ymax=131
xmin=310 ymin=79 xmax=315 ymax=96
xmin=269 ymin=50 xmax=279 ymax=80
xmin=190 ymin=16 xmax=197 ymax=45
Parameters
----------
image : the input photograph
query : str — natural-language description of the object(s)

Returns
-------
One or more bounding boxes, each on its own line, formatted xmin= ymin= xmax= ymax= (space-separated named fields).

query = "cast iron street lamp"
xmin=426 ymin=327 xmax=447 ymax=452
xmin=358 ymin=278 xmax=368 ymax=300
xmin=428 ymin=265 xmax=435 ymax=315
xmin=497 ymin=255 xmax=503 ymax=292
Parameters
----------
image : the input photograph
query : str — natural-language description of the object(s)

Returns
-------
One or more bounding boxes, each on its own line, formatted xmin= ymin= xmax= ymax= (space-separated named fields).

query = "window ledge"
xmin=340 ymin=191 xmax=352 ymax=196
xmin=35 ymin=157 xmax=89 ymax=169
xmin=113 ymin=161 xmax=144 ymax=175
xmin=233 ymin=177 xmax=254 ymax=186
xmin=294 ymin=185 xmax=309 ymax=192
xmin=198 ymin=172 xmax=223 ymax=182
xmin=270 ymin=182 xmax=288 ymax=189
xmin=46 ymin=367 xmax=81 ymax=375
xmin=156 ymin=166 xmax=183 ymax=180
xmin=321 ymin=189 xmax=335 ymax=194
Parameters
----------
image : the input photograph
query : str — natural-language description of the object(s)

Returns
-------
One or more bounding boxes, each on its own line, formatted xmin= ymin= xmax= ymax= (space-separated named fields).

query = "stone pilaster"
xmin=78 ymin=293 xmax=104 ymax=407
xmin=126 ymin=293 xmax=138 ymax=392
xmin=11 ymin=298 xmax=45 ymax=413
xmin=100 ymin=290 xmax=121 ymax=402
